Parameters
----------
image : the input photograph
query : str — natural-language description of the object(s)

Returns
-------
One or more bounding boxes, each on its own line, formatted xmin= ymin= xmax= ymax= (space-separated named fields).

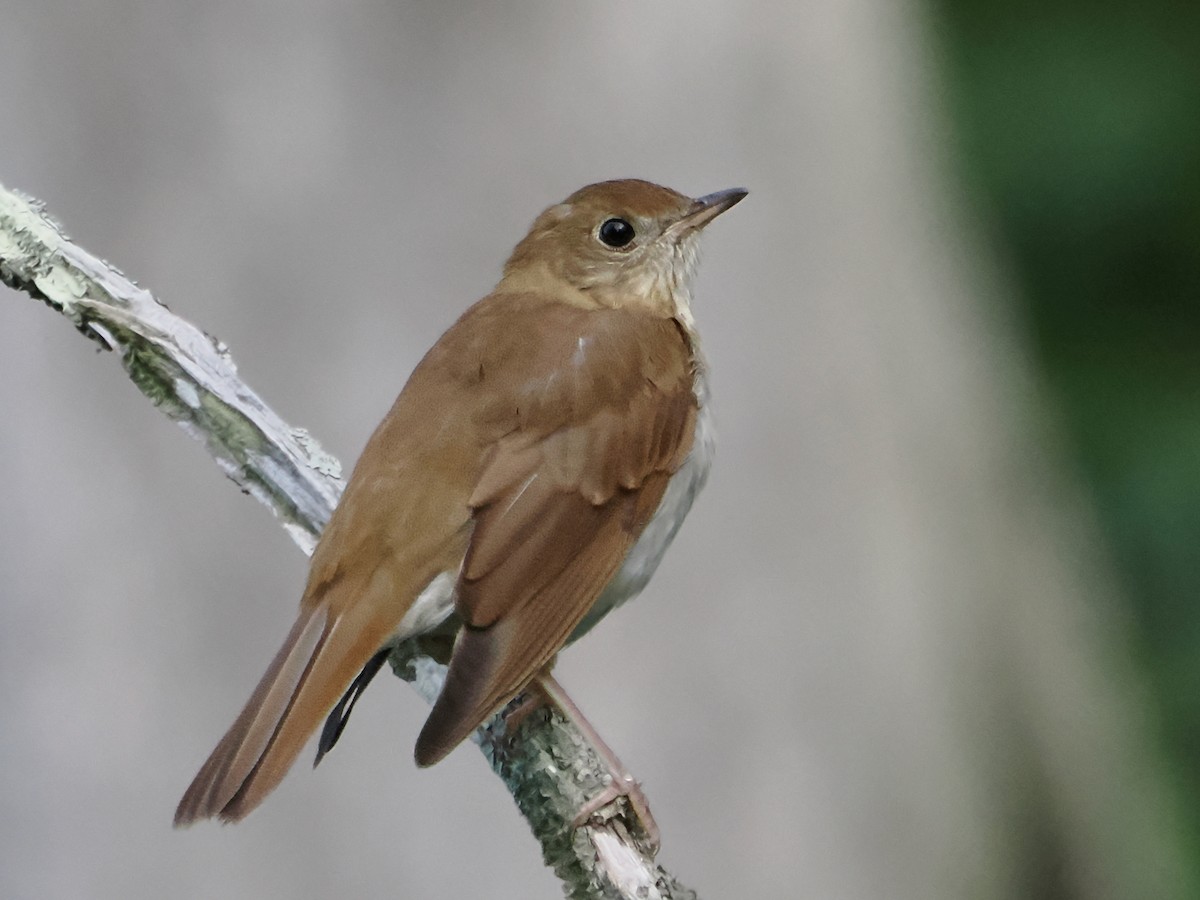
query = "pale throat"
xmin=497 ymin=235 xmax=702 ymax=329
xmin=592 ymin=235 xmax=703 ymax=328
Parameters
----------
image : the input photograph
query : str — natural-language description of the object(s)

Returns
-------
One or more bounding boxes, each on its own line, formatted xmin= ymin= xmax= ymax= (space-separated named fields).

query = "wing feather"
xmin=414 ymin=481 xmax=666 ymax=766
xmin=414 ymin=308 xmax=697 ymax=765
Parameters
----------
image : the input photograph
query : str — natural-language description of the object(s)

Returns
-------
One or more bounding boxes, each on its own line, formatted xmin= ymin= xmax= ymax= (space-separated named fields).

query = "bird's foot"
xmin=531 ymin=672 xmax=661 ymax=855
xmin=572 ymin=769 xmax=661 ymax=854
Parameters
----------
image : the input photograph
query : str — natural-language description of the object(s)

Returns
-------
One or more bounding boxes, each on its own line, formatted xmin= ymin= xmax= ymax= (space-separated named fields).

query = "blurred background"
xmin=0 ymin=2 xmax=1196 ymax=898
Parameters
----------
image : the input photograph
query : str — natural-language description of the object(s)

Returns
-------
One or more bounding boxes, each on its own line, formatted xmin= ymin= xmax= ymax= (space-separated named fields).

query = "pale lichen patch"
xmin=291 ymin=427 xmax=343 ymax=479
xmin=175 ymin=378 xmax=202 ymax=409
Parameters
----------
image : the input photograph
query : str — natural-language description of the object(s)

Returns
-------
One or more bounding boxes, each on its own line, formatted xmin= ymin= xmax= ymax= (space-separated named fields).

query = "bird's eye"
xmin=597 ymin=218 xmax=636 ymax=248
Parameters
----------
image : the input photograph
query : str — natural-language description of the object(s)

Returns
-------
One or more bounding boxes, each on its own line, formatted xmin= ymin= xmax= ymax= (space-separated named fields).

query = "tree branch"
xmin=0 ymin=183 xmax=694 ymax=900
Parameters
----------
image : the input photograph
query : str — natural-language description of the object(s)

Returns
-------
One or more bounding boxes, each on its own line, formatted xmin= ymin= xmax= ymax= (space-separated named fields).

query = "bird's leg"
xmin=500 ymin=690 xmax=545 ymax=734
xmin=527 ymin=671 xmax=660 ymax=853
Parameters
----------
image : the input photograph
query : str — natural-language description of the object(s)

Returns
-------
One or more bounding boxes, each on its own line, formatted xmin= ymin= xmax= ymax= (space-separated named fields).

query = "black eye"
xmin=598 ymin=217 xmax=636 ymax=248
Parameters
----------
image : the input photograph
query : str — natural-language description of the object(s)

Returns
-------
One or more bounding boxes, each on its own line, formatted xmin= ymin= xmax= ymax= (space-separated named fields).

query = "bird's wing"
xmin=414 ymin=304 xmax=698 ymax=766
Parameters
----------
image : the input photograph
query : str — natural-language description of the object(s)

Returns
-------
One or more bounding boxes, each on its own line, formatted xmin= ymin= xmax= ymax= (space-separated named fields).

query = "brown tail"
xmin=174 ymin=600 xmax=394 ymax=825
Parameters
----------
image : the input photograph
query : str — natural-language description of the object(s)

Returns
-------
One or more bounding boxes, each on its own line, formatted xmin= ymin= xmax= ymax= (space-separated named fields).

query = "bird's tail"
xmin=174 ymin=598 xmax=392 ymax=825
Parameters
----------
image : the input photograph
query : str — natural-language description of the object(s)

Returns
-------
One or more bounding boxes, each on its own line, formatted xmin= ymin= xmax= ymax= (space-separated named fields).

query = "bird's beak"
xmin=667 ymin=188 xmax=749 ymax=237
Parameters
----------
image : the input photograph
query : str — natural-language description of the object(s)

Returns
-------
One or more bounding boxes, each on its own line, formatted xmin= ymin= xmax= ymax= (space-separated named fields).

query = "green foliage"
xmin=934 ymin=0 xmax=1200 ymax=862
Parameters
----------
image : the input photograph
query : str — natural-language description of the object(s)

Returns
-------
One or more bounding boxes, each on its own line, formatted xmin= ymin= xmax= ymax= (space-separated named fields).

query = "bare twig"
xmin=0 ymin=183 xmax=695 ymax=900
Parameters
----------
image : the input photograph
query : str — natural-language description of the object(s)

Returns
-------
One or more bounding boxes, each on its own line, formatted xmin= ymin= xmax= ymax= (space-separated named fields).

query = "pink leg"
xmin=530 ymin=672 xmax=660 ymax=853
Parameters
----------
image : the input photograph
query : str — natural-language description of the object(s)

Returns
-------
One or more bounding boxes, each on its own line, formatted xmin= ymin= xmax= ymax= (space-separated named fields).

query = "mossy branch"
xmin=0 ymin=183 xmax=694 ymax=900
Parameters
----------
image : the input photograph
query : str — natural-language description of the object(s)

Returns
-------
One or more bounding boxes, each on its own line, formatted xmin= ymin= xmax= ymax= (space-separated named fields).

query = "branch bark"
xmin=0 ymin=183 xmax=693 ymax=900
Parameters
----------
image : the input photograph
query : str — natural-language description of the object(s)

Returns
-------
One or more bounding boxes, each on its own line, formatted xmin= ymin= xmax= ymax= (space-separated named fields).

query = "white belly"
xmin=394 ymin=377 xmax=715 ymax=644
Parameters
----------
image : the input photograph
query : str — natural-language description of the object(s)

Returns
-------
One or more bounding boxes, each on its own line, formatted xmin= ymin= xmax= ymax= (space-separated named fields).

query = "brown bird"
xmin=174 ymin=178 xmax=746 ymax=827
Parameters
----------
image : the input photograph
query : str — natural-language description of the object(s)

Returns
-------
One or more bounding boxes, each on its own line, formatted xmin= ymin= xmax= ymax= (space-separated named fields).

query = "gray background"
xmin=0 ymin=2 xmax=1179 ymax=898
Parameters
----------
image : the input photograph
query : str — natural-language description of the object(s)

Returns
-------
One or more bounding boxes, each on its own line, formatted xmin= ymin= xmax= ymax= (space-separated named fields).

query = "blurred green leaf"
xmin=934 ymin=0 xmax=1200 ymax=872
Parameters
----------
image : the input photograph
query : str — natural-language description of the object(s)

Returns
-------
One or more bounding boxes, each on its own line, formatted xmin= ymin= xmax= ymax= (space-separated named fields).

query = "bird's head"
xmin=501 ymin=179 xmax=746 ymax=318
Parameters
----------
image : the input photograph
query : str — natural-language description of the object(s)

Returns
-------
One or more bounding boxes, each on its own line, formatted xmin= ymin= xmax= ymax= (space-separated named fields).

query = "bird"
xmin=174 ymin=178 xmax=746 ymax=828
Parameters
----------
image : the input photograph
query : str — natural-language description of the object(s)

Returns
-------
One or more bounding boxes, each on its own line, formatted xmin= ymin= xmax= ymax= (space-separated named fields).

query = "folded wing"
xmin=415 ymin=306 xmax=698 ymax=766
